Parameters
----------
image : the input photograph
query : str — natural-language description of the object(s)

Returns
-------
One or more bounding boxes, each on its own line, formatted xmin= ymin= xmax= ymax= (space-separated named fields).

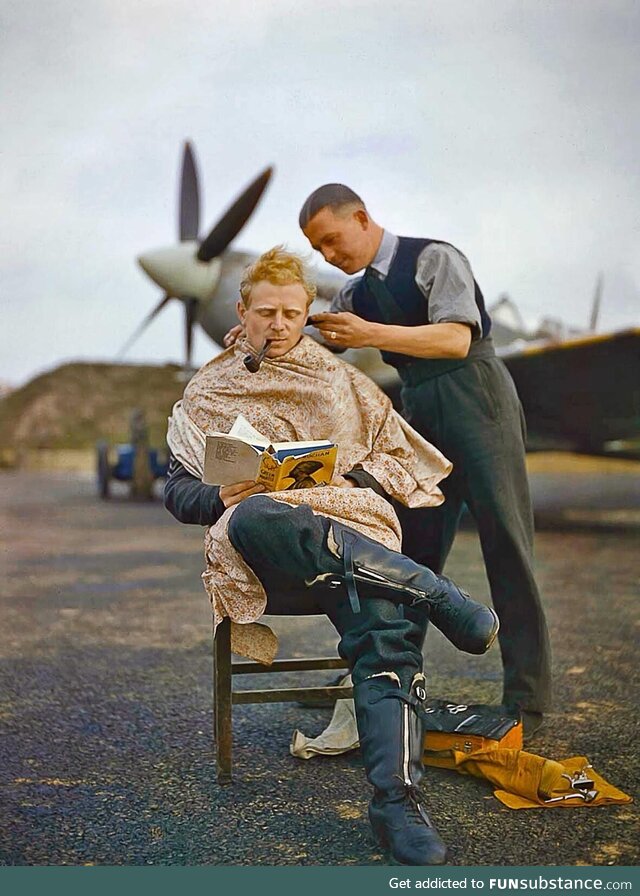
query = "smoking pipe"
xmin=243 ymin=339 xmax=272 ymax=373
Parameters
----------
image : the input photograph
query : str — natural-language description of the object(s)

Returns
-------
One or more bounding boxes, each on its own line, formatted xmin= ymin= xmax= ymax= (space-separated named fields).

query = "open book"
xmin=203 ymin=415 xmax=337 ymax=491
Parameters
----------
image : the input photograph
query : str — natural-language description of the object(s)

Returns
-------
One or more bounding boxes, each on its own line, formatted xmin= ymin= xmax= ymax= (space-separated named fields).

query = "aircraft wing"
xmin=500 ymin=327 xmax=640 ymax=456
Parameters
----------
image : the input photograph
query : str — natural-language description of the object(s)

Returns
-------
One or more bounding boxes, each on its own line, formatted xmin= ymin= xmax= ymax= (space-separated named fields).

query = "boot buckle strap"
xmin=371 ymin=690 xmax=421 ymax=710
xmin=340 ymin=529 xmax=361 ymax=614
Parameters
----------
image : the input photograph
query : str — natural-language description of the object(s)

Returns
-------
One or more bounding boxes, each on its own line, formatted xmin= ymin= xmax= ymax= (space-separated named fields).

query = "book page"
xmin=229 ymin=414 xmax=269 ymax=447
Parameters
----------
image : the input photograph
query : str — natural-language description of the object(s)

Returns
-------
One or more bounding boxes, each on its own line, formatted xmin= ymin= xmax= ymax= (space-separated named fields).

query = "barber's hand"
xmin=223 ymin=324 xmax=244 ymax=348
xmin=309 ymin=312 xmax=375 ymax=349
xmin=331 ymin=475 xmax=357 ymax=489
xmin=219 ymin=480 xmax=265 ymax=508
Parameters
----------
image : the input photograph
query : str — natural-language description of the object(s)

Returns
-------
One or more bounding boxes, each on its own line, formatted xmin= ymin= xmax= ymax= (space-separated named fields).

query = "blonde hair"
xmin=239 ymin=245 xmax=317 ymax=307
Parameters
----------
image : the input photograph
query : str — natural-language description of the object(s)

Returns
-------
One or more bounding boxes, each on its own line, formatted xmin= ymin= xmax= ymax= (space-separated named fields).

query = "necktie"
xmin=363 ymin=267 xmax=407 ymax=324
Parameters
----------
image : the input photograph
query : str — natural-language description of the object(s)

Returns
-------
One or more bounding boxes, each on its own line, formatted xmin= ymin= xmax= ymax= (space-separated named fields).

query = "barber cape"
xmin=167 ymin=335 xmax=452 ymax=663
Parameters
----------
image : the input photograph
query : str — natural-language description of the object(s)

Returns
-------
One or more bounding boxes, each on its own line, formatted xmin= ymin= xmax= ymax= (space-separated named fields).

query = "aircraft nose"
xmin=137 ymin=243 xmax=221 ymax=300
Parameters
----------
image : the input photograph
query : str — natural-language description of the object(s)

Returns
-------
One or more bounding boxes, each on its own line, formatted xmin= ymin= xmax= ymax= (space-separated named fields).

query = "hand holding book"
xmin=219 ymin=479 xmax=266 ymax=509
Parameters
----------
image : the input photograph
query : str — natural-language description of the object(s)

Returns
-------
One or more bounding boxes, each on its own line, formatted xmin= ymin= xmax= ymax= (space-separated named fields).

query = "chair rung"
xmin=232 ymin=685 xmax=353 ymax=705
xmin=231 ymin=657 xmax=349 ymax=674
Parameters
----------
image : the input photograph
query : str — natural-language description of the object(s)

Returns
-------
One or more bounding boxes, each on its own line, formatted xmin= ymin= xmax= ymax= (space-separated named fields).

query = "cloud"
xmin=1 ymin=0 xmax=638 ymax=384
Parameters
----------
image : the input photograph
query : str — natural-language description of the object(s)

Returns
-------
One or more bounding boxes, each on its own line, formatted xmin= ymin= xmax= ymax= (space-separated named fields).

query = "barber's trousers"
xmin=397 ymin=356 xmax=552 ymax=713
xmin=226 ymin=495 xmax=424 ymax=688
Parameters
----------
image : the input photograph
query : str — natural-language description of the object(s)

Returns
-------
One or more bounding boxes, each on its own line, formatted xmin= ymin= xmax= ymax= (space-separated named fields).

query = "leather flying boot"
xmin=354 ymin=671 xmax=447 ymax=865
xmin=324 ymin=521 xmax=499 ymax=655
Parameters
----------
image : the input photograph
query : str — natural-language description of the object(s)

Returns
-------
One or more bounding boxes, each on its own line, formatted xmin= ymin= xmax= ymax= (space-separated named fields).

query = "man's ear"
xmin=354 ymin=208 xmax=369 ymax=229
xmin=236 ymin=299 xmax=246 ymax=323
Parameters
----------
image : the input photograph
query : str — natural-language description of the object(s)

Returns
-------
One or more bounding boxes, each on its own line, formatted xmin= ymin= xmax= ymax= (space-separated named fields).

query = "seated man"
xmin=164 ymin=246 xmax=499 ymax=866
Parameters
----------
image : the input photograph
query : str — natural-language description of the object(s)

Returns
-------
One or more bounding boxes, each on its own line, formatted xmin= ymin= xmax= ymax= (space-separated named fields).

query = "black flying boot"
xmin=354 ymin=671 xmax=447 ymax=866
xmin=323 ymin=521 xmax=499 ymax=656
xmin=226 ymin=496 xmax=496 ymax=655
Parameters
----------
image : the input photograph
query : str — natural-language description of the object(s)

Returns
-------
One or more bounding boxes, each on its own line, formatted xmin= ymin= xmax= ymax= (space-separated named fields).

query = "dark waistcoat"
xmin=351 ymin=237 xmax=493 ymax=379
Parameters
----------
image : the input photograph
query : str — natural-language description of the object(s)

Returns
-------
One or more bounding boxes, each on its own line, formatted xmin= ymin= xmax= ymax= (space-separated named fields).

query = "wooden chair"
xmin=212 ymin=616 xmax=353 ymax=784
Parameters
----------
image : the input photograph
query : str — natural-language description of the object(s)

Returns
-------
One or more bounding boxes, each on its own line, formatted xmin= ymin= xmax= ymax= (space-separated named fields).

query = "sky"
xmin=1 ymin=0 xmax=639 ymax=386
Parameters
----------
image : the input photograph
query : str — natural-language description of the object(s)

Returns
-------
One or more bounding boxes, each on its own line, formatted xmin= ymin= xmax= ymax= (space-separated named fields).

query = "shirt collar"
xmin=368 ymin=230 xmax=399 ymax=279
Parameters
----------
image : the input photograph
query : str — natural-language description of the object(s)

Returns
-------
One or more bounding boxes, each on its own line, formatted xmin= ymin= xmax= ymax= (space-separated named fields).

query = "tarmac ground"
xmin=1 ymin=468 xmax=638 ymax=866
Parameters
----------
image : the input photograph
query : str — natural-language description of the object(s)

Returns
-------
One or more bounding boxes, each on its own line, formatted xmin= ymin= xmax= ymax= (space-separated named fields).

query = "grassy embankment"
xmin=1 ymin=360 xmax=638 ymax=475
xmin=0 ymin=361 xmax=187 ymax=471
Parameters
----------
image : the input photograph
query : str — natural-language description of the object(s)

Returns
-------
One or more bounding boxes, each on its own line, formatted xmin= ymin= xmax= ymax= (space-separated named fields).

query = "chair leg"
xmin=213 ymin=616 xmax=233 ymax=784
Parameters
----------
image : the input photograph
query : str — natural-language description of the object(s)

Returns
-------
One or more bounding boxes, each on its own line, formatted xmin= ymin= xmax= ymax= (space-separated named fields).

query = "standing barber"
xmin=299 ymin=184 xmax=551 ymax=739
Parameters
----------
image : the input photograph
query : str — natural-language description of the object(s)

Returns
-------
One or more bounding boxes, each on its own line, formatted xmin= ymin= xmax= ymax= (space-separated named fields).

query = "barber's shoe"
xmin=355 ymin=672 xmax=447 ymax=865
xmin=328 ymin=522 xmax=499 ymax=656
xmin=501 ymin=704 xmax=545 ymax=745
xmin=521 ymin=711 xmax=544 ymax=744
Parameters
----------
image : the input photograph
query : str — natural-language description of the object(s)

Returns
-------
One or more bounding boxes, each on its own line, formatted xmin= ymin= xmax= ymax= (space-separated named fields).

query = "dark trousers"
xmin=397 ymin=357 xmax=552 ymax=712
xmin=227 ymin=495 xmax=424 ymax=688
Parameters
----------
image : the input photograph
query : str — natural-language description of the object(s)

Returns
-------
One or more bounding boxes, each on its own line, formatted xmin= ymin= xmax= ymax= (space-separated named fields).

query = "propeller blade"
xmin=196 ymin=166 xmax=273 ymax=262
xmin=184 ymin=298 xmax=198 ymax=368
xmin=179 ymin=141 xmax=200 ymax=242
xmin=117 ymin=294 xmax=172 ymax=359
xmin=589 ymin=272 xmax=603 ymax=332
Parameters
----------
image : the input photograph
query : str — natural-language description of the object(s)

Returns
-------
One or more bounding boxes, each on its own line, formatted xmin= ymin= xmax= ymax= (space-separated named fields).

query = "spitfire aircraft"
xmin=493 ymin=294 xmax=640 ymax=457
xmin=121 ymin=142 xmax=640 ymax=458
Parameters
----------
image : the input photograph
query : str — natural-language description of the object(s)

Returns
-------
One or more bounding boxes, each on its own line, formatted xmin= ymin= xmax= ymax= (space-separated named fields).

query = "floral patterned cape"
xmin=167 ymin=335 xmax=452 ymax=662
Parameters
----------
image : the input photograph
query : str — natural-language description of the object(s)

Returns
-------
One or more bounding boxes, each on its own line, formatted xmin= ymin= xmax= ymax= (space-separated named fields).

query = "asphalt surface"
xmin=1 ymin=470 xmax=638 ymax=866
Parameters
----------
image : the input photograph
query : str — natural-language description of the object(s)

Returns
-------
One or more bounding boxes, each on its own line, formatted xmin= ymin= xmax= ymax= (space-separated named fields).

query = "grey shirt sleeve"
xmin=330 ymin=278 xmax=358 ymax=313
xmin=415 ymin=243 xmax=482 ymax=339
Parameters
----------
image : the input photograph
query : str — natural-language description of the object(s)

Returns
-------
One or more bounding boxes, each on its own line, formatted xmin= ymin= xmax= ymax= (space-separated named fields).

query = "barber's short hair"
xmin=239 ymin=245 xmax=317 ymax=307
xmin=298 ymin=184 xmax=366 ymax=229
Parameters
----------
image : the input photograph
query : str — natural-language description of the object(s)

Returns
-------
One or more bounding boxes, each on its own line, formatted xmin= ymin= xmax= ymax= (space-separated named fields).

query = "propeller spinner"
xmin=119 ymin=141 xmax=273 ymax=368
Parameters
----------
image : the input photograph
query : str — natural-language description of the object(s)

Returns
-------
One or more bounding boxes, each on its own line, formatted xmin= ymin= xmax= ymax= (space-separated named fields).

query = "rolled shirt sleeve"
xmin=415 ymin=243 xmax=481 ymax=339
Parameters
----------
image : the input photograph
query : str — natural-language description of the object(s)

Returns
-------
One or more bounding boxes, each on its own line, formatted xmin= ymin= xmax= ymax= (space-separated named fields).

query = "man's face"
xmin=237 ymin=280 xmax=310 ymax=359
xmin=302 ymin=207 xmax=374 ymax=274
